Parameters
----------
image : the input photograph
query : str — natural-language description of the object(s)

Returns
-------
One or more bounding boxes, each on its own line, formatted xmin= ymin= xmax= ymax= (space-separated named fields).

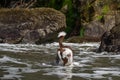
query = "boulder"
xmin=0 ymin=8 xmax=66 ymax=44
xmin=98 ymin=11 xmax=120 ymax=52
xmin=84 ymin=21 xmax=105 ymax=39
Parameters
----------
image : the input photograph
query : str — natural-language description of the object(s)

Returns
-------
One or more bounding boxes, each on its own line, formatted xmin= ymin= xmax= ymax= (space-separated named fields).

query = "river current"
xmin=0 ymin=42 xmax=120 ymax=80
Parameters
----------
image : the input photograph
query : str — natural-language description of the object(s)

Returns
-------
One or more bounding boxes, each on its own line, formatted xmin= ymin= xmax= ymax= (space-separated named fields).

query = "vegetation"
xmin=102 ymin=5 xmax=110 ymax=15
xmin=0 ymin=0 xmax=120 ymax=38
xmin=96 ymin=5 xmax=109 ymax=21
xmin=35 ymin=0 xmax=81 ymax=37
xmin=96 ymin=4 xmax=110 ymax=23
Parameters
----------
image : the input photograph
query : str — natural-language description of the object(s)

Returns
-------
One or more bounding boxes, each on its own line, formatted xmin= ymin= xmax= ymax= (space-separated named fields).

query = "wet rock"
xmin=0 ymin=38 xmax=3 ymax=43
xmin=98 ymin=11 xmax=120 ymax=52
xmin=98 ymin=24 xmax=120 ymax=52
xmin=0 ymin=8 xmax=66 ymax=44
xmin=0 ymin=28 xmax=22 ymax=44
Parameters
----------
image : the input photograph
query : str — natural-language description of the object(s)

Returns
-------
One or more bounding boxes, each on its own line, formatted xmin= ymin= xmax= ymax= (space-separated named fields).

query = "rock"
xmin=0 ymin=28 xmax=22 ymax=43
xmin=0 ymin=8 xmax=66 ymax=44
xmin=104 ymin=12 xmax=116 ymax=31
xmin=79 ymin=0 xmax=120 ymax=40
xmin=22 ymin=30 xmax=40 ymax=44
xmin=84 ymin=21 xmax=105 ymax=39
xmin=98 ymin=24 xmax=120 ymax=52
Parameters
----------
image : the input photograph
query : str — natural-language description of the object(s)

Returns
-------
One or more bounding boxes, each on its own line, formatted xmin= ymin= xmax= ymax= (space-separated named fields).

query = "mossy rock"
xmin=0 ymin=8 xmax=66 ymax=44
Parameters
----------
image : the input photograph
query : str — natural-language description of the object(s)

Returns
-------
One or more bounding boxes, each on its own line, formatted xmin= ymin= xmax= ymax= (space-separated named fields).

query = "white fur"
xmin=58 ymin=31 xmax=66 ymax=38
xmin=63 ymin=48 xmax=73 ymax=66
xmin=57 ymin=51 xmax=63 ymax=62
xmin=57 ymin=48 xmax=73 ymax=66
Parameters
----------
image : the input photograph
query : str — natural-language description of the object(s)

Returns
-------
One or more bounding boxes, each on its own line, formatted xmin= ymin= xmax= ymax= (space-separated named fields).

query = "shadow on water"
xmin=0 ymin=42 xmax=120 ymax=80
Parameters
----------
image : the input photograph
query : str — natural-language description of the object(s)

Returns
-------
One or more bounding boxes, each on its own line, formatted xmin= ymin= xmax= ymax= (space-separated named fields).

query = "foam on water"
xmin=0 ymin=57 xmax=40 ymax=80
xmin=0 ymin=42 xmax=120 ymax=80
xmin=44 ymin=67 xmax=105 ymax=79
xmin=0 ymin=42 xmax=99 ymax=52
xmin=0 ymin=56 xmax=30 ymax=67
xmin=44 ymin=42 xmax=120 ymax=79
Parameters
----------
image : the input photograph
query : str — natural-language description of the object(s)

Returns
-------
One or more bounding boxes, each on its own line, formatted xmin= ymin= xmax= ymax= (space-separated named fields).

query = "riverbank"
xmin=66 ymin=36 xmax=100 ymax=43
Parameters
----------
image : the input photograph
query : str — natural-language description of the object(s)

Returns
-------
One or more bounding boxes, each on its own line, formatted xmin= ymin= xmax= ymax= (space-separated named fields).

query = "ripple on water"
xmin=0 ymin=42 xmax=120 ymax=80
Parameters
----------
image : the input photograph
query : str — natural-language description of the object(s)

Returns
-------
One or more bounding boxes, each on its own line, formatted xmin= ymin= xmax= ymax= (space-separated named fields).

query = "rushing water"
xmin=0 ymin=42 xmax=120 ymax=80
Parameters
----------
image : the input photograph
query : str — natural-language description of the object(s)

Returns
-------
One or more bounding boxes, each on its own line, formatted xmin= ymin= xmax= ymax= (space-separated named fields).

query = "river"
xmin=0 ymin=42 xmax=120 ymax=80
